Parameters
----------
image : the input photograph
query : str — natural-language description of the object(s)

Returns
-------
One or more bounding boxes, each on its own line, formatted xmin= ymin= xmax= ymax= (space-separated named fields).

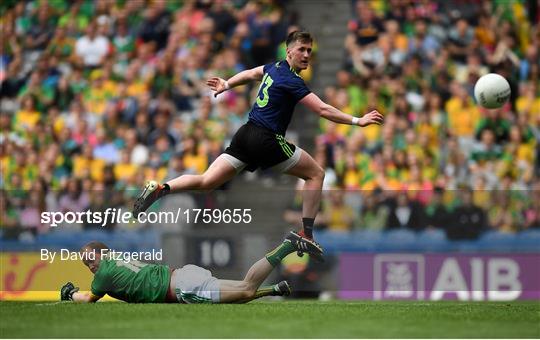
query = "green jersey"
xmin=91 ymin=258 xmax=171 ymax=303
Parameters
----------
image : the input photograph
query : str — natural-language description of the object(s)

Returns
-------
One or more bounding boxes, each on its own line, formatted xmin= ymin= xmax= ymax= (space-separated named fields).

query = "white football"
xmin=474 ymin=73 xmax=511 ymax=109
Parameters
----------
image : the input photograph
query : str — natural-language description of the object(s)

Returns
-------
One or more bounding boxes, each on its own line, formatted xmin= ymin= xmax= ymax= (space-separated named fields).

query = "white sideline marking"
xmin=36 ymin=301 xmax=67 ymax=306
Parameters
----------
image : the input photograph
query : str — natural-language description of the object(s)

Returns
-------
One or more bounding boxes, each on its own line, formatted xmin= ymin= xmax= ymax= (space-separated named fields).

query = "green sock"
xmin=254 ymin=285 xmax=276 ymax=299
xmin=265 ymin=241 xmax=295 ymax=266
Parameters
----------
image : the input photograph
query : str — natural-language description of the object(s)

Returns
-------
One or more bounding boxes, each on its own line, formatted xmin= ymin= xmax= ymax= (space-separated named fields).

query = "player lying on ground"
xmin=133 ymin=30 xmax=383 ymax=261
xmin=60 ymin=232 xmax=320 ymax=303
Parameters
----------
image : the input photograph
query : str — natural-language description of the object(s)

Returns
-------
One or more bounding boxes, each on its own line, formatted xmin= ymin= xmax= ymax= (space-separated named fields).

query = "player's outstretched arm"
xmin=60 ymin=282 xmax=101 ymax=303
xmin=206 ymin=66 xmax=264 ymax=97
xmin=72 ymin=292 xmax=102 ymax=303
xmin=300 ymin=93 xmax=384 ymax=126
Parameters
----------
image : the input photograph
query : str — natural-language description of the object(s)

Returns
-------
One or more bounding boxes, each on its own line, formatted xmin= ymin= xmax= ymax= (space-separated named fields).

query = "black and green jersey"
xmin=249 ymin=60 xmax=311 ymax=136
xmin=91 ymin=258 xmax=171 ymax=303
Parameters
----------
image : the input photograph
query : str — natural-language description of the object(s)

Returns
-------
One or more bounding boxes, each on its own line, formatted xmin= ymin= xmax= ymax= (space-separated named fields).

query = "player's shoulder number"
xmin=256 ymin=73 xmax=274 ymax=108
xmin=116 ymin=259 xmax=147 ymax=273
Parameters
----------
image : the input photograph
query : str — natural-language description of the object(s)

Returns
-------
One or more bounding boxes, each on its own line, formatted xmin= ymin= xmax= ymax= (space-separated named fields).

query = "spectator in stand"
xmin=321 ymin=190 xmax=355 ymax=233
xmin=385 ymin=192 xmax=425 ymax=231
xmin=424 ymin=187 xmax=450 ymax=231
xmin=114 ymin=150 xmax=138 ymax=185
xmin=523 ymin=181 xmax=540 ymax=230
xmin=488 ymin=192 xmax=523 ymax=234
xmin=46 ymin=26 xmax=76 ymax=63
xmin=446 ymin=188 xmax=486 ymax=240
xmin=57 ymin=178 xmax=90 ymax=229
xmin=25 ymin=5 xmax=55 ymax=52
xmin=138 ymin=3 xmax=171 ymax=51
xmin=53 ymin=76 xmax=75 ymax=112
xmin=19 ymin=191 xmax=43 ymax=234
xmin=356 ymin=192 xmax=388 ymax=231
xmin=93 ymin=127 xmax=120 ymax=164
xmin=469 ymin=129 xmax=503 ymax=189
xmin=407 ymin=19 xmax=439 ymax=64
xmin=13 ymin=95 xmax=40 ymax=134
xmin=348 ymin=1 xmax=384 ymax=47
xmin=75 ymin=22 xmax=109 ymax=69
xmin=475 ymin=108 xmax=511 ymax=144
xmin=123 ymin=128 xmax=149 ymax=166
xmin=446 ymin=82 xmax=481 ymax=153
xmin=447 ymin=19 xmax=474 ymax=64
xmin=0 ymin=190 xmax=19 ymax=239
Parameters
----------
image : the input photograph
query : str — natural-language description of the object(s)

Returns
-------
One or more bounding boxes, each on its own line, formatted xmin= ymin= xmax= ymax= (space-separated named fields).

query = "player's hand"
xmin=60 ymin=282 xmax=79 ymax=301
xmin=358 ymin=110 xmax=384 ymax=127
xmin=206 ymin=77 xmax=228 ymax=97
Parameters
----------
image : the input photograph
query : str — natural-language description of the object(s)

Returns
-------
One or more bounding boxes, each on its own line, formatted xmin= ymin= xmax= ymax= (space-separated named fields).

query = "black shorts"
xmin=224 ymin=121 xmax=301 ymax=172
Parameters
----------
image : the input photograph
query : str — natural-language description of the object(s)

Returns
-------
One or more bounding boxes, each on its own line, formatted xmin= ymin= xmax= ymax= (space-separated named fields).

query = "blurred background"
xmin=0 ymin=0 xmax=539 ymax=301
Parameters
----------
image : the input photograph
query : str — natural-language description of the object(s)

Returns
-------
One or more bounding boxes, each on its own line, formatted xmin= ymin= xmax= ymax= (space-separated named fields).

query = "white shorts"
xmin=172 ymin=264 xmax=220 ymax=304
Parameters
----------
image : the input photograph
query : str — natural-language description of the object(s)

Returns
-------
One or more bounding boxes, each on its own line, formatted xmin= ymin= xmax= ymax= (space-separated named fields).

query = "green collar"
xmin=283 ymin=60 xmax=301 ymax=77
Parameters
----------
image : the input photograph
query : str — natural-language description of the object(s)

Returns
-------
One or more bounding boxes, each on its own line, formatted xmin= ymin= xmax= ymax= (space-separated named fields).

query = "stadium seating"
xmin=314 ymin=229 xmax=538 ymax=254
xmin=415 ymin=229 xmax=451 ymax=252
xmin=1 ymin=226 xmax=537 ymax=254
xmin=476 ymin=231 xmax=518 ymax=252
xmin=515 ymin=229 xmax=540 ymax=252
xmin=348 ymin=230 xmax=383 ymax=252
xmin=377 ymin=229 xmax=418 ymax=252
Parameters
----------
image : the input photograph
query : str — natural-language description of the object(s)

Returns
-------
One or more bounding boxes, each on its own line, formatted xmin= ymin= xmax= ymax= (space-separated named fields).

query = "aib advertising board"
xmin=339 ymin=253 xmax=540 ymax=301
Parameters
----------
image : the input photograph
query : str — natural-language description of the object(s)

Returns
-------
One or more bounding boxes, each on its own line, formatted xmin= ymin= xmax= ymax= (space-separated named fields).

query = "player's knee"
xmin=303 ymin=164 xmax=325 ymax=182
xmin=313 ymin=165 xmax=325 ymax=182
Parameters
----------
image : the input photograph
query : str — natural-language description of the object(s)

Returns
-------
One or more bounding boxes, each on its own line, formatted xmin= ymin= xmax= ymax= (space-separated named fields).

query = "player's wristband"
xmin=224 ymin=81 xmax=230 ymax=90
xmin=351 ymin=117 xmax=360 ymax=125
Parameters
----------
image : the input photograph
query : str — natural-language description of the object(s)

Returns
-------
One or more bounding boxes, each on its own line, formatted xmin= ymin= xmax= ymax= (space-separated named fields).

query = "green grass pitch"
xmin=1 ymin=300 xmax=539 ymax=338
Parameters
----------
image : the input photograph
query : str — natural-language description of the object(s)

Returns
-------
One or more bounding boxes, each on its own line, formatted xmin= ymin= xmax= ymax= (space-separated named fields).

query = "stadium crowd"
xmin=0 ymin=0 xmax=538 ymax=242
xmin=0 ymin=0 xmax=292 ymax=237
xmin=304 ymin=0 xmax=539 ymax=239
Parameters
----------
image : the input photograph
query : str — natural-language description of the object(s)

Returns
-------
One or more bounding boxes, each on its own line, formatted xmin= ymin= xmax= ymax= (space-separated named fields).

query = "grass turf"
xmin=0 ymin=300 xmax=539 ymax=338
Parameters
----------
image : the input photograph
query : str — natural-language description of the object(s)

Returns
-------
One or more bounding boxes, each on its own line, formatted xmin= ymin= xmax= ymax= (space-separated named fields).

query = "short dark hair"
xmin=81 ymin=241 xmax=109 ymax=253
xmin=286 ymin=30 xmax=313 ymax=46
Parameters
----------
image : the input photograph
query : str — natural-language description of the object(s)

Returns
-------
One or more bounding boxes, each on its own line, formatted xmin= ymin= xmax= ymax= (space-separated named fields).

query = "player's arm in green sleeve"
xmin=206 ymin=66 xmax=264 ymax=97
xmin=300 ymin=92 xmax=384 ymax=127
xmin=60 ymin=282 xmax=102 ymax=303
